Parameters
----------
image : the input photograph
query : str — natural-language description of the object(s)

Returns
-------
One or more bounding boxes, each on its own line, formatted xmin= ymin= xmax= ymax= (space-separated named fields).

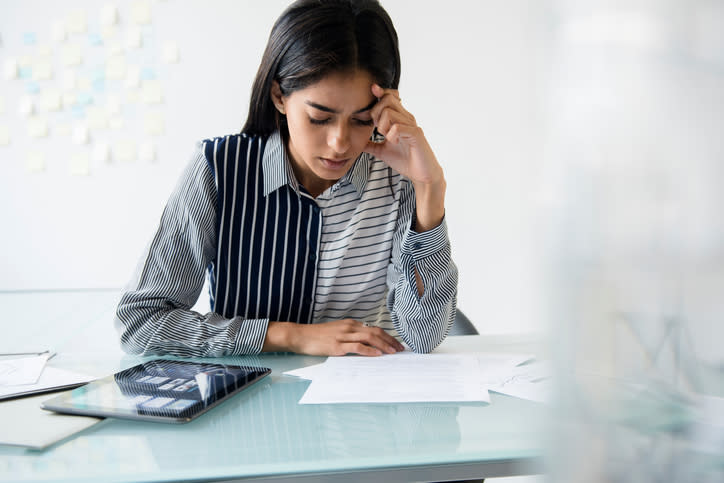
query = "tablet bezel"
xmin=41 ymin=359 xmax=271 ymax=424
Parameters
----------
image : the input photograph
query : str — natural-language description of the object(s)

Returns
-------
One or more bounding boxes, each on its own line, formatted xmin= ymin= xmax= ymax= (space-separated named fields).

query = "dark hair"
xmin=242 ymin=0 xmax=401 ymax=136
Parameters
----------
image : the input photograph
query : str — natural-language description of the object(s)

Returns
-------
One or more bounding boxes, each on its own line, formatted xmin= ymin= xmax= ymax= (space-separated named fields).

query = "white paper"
xmin=484 ymin=361 xmax=553 ymax=403
xmin=298 ymin=352 xmax=490 ymax=404
xmin=0 ymin=366 xmax=95 ymax=400
xmin=0 ymin=354 xmax=51 ymax=386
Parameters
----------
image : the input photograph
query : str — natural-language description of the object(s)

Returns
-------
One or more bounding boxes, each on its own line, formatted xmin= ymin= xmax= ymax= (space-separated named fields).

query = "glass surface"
xmin=42 ymin=360 xmax=271 ymax=423
xmin=0 ymin=292 xmax=545 ymax=482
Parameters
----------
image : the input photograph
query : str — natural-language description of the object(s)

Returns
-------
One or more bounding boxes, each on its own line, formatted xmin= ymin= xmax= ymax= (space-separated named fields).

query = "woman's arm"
xmin=114 ymin=146 xmax=270 ymax=357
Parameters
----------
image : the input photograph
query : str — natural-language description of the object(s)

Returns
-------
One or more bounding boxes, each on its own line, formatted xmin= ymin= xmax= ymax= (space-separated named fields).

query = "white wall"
xmin=0 ymin=1 xmax=551 ymax=335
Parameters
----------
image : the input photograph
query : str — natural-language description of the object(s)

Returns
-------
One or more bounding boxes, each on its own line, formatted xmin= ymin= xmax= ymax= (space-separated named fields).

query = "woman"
xmin=115 ymin=0 xmax=457 ymax=357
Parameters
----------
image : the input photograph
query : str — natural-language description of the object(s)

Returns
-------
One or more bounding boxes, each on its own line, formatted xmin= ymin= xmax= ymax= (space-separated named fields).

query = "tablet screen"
xmin=42 ymin=359 xmax=271 ymax=423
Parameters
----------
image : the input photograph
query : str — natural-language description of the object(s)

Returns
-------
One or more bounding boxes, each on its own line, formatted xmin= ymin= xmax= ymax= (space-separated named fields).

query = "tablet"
xmin=41 ymin=359 xmax=271 ymax=423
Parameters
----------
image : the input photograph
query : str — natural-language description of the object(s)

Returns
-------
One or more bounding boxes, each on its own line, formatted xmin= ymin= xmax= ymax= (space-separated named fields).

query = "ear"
xmin=270 ymin=81 xmax=286 ymax=115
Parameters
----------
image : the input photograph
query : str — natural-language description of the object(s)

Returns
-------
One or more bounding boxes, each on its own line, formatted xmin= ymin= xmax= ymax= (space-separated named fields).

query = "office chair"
xmin=449 ymin=309 xmax=479 ymax=336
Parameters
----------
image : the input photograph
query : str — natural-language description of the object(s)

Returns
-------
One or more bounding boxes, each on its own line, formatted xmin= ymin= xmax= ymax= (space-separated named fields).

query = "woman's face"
xmin=273 ymin=70 xmax=377 ymax=196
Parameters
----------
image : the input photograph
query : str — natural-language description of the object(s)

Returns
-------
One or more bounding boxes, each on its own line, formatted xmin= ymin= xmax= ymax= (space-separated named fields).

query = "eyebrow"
xmin=305 ymin=99 xmax=377 ymax=114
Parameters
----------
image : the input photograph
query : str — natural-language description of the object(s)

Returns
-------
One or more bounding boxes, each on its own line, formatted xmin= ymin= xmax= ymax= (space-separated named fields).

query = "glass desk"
xmin=0 ymin=291 xmax=545 ymax=482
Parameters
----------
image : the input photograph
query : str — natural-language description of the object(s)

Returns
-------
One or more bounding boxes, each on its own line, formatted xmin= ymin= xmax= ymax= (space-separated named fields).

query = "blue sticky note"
xmin=92 ymin=78 xmax=105 ymax=93
xmin=90 ymin=67 xmax=105 ymax=82
xmin=76 ymin=92 xmax=93 ymax=106
xmin=19 ymin=67 xmax=33 ymax=79
xmin=140 ymin=67 xmax=156 ymax=80
xmin=88 ymin=33 xmax=103 ymax=46
xmin=72 ymin=105 xmax=85 ymax=119
xmin=26 ymin=81 xmax=40 ymax=94
xmin=23 ymin=32 xmax=37 ymax=45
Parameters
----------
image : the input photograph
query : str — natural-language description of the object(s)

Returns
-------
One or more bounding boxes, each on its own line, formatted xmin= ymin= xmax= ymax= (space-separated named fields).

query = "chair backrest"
xmin=449 ymin=309 xmax=479 ymax=336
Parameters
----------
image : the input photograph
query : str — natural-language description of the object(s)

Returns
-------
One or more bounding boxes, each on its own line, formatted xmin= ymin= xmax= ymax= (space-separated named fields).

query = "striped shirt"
xmin=115 ymin=131 xmax=457 ymax=356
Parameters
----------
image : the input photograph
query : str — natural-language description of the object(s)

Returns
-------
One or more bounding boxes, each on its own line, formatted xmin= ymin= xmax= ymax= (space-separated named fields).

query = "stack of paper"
xmin=285 ymin=351 xmax=552 ymax=405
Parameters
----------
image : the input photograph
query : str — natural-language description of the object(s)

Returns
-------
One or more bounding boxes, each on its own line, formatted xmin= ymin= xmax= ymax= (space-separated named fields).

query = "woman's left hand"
xmin=364 ymin=84 xmax=446 ymax=232
xmin=364 ymin=84 xmax=444 ymax=187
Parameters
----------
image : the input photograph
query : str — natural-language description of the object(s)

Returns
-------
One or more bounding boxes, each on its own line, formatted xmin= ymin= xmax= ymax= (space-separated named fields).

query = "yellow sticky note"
xmin=62 ymin=69 xmax=76 ymax=91
xmin=92 ymin=142 xmax=110 ymax=163
xmin=161 ymin=41 xmax=179 ymax=63
xmin=106 ymin=95 xmax=121 ymax=116
xmin=62 ymin=92 xmax=77 ymax=109
xmin=125 ymin=65 xmax=141 ymax=88
xmin=27 ymin=117 xmax=49 ymax=138
xmin=56 ymin=122 xmax=72 ymax=137
xmin=0 ymin=97 xmax=4 ymax=115
xmin=77 ymin=76 xmax=92 ymax=91
xmin=72 ymin=124 xmax=89 ymax=145
xmin=70 ymin=152 xmax=91 ymax=176
xmin=131 ymin=1 xmax=152 ymax=25
xmin=18 ymin=55 xmax=32 ymax=68
xmin=141 ymin=80 xmax=162 ymax=104
xmin=36 ymin=45 xmax=53 ymax=57
xmin=100 ymin=4 xmax=118 ymax=27
xmin=105 ymin=56 xmax=127 ymax=80
xmin=102 ymin=25 xmax=118 ymax=41
xmin=3 ymin=59 xmax=18 ymax=80
xmin=107 ymin=41 xmax=124 ymax=56
xmin=0 ymin=125 xmax=10 ymax=146
xmin=51 ymin=20 xmax=67 ymax=42
xmin=32 ymin=60 xmax=53 ymax=81
xmin=139 ymin=140 xmax=156 ymax=162
xmin=126 ymin=27 xmax=143 ymax=49
xmin=26 ymin=151 xmax=45 ymax=173
xmin=40 ymin=89 xmax=62 ymax=111
xmin=109 ymin=117 xmax=124 ymax=130
xmin=18 ymin=97 xmax=34 ymax=117
xmin=86 ymin=107 xmax=108 ymax=129
xmin=61 ymin=44 xmax=82 ymax=66
xmin=114 ymin=140 xmax=137 ymax=162
xmin=66 ymin=10 xmax=88 ymax=34
xmin=143 ymin=111 xmax=165 ymax=135
xmin=126 ymin=89 xmax=140 ymax=104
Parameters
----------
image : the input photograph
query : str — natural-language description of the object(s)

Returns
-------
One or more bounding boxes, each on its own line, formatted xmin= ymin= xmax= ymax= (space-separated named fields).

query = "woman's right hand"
xmin=263 ymin=319 xmax=405 ymax=356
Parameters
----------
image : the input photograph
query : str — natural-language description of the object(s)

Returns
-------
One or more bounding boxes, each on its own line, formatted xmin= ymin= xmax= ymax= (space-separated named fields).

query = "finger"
xmin=370 ymin=95 xmax=412 ymax=127
xmin=376 ymin=108 xmax=415 ymax=137
xmin=344 ymin=327 xmax=402 ymax=354
xmin=342 ymin=342 xmax=383 ymax=357
xmin=372 ymin=83 xmax=401 ymax=101
xmin=382 ymin=123 xmax=422 ymax=146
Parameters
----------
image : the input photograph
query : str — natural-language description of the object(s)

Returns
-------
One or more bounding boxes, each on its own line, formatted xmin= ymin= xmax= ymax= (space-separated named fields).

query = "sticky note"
xmin=40 ymin=89 xmax=62 ymax=111
xmin=140 ymin=67 xmax=155 ymax=80
xmin=77 ymin=76 xmax=92 ymax=91
xmin=109 ymin=116 xmax=124 ymax=130
xmin=76 ymin=92 xmax=93 ymax=106
xmin=106 ymin=94 xmax=121 ymax=116
xmin=61 ymin=69 xmax=76 ymax=91
xmin=18 ymin=67 xmax=33 ymax=80
xmin=62 ymin=92 xmax=77 ymax=109
xmin=61 ymin=44 xmax=83 ymax=66
xmin=101 ymin=4 xmax=118 ymax=27
xmin=139 ymin=140 xmax=156 ymax=162
xmin=51 ymin=20 xmax=67 ymax=42
xmin=26 ymin=82 xmax=40 ymax=94
xmin=32 ymin=60 xmax=53 ymax=80
xmin=88 ymin=33 xmax=103 ymax=46
xmin=102 ymin=25 xmax=118 ymax=41
xmin=18 ymin=97 xmax=34 ymax=117
xmin=36 ymin=45 xmax=53 ymax=57
xmin=107 ymin=41 xmax=124 ymax=56
xmin=0 ymin=125 xmax=10 ymax=146
xmin=0 ymin=97 xmax=4 ymax=114
xmin=66 ymin=10 xmax=88 ymax=34
xmin=72 ymin=105 xmax=85 ymax=119
xmin=23 ymin=32 xmax=37 ymax=45
xmin=106 ymin=56 xmax=127 ymax=80
xmin=19 ymin=55 xmax=32 ymax=68
xmin=125 ymin=65 xmax=141 ymax=88
xmin=141 ymin=80 xmax=162 ymax=104
xmin=26 ymin=151 xmax=46 ymax=173
xmin=72 ymin=124 xmax=89 ymax=145
xmin=131 ymin=1 xmax=152 ymax=25
xmin=56 ymin=123 xmax=72 ymax=136
xmin=27 ymin=117 xmax=49 ymax=138
xmin=86 ymin=107 xmax=108 ymax=129
xmin=114 ymin=140 xmax=137 ymax=162
xmin=92 ymin=142 xmax=111 ymax=163
xmin=143 ymin=111 xmax=165 ymax=135
xmin=126 ymin=27 xmax=143 ymax=49
xmin=70 ymin=152 xmax=91 ymax=176
xmin=3 ymin=59 xmax=18 ymax=80
xmin=161 ymin=41 xmax=179 ymax=63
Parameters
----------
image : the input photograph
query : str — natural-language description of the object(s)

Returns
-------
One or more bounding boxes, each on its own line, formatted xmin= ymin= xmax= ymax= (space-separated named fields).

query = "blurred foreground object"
xmin=543 ymin=1 xmax=724 ymax=481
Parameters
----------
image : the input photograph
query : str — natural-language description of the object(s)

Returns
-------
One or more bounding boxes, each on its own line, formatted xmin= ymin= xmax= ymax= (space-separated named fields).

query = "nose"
xmin=328 ymin=122 xmax=350 ymax=155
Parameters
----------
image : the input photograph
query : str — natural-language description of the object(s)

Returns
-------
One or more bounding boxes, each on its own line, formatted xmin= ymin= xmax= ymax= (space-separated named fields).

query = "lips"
xmin=319 ymin=157 xmax=350 ymax=169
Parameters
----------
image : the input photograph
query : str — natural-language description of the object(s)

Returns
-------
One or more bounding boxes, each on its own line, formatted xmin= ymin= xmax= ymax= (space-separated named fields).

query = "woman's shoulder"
xmin=197 ymin=132 xmax=268 ymax=177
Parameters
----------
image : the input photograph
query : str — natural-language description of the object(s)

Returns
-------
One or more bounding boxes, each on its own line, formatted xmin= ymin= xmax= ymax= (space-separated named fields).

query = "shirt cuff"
xmin=401 ymin=216 xmax=450 ymax=262
xmin=231 ymin=316 xmax=270 ymax=355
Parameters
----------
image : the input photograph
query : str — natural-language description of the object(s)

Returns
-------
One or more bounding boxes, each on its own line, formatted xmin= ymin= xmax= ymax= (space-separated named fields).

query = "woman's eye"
xmin=309 ymin=117 xmax=331 ymax=125
xmin=354 ymin=119 xmax=374 ymax=127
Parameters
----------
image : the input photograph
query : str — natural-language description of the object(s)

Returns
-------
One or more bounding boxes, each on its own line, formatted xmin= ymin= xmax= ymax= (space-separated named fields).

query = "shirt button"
xmin=312 ymin=205 xmax=320 ymax=214
xmin=413 ymin=242 xmax=423 ymax=250
xmin=309 ymin=253 xmax=317 ymax=261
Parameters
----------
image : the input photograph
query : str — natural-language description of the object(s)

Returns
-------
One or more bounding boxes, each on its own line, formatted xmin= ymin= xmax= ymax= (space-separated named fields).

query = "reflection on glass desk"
xmin=0 ymin=290 xmax=545 ymax=482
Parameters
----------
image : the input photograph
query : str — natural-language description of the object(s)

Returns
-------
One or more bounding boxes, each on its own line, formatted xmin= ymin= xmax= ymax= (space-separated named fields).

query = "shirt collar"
xmin=261 ymin=130 xmax=370 ymax=197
